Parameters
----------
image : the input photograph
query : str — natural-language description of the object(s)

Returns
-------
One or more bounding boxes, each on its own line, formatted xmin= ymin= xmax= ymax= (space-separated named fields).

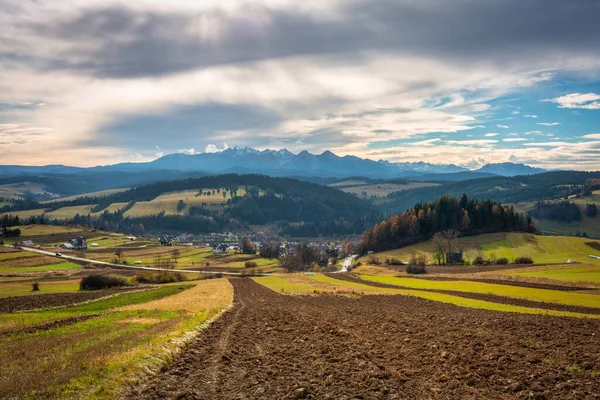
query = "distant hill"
xmin=1 ymin=174 xmax=381 ymax=236
xmin=475 ymin=162 xmax=546 ymax=177
xmin=380 ymin=171 xmax=600 ymax=214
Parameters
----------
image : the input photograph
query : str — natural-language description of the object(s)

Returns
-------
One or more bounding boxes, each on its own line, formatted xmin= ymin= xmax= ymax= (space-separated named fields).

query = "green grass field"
xmin=359 ymin=275 xmax=600 ymax=308
xmin=0 ymin=262 xmax=81 ymax=274
xmin=496 ymin=264 xmax=600 ymax=285
xmin=368 ymin=232 xmax=600 ymax=265
xmin=1 ymin=208 xmax=48 ymax=220
xmin=510 ymin=190 xmax=600 ymax=238
xmin=0 ymin=278 xmax=233 ymax=399
xmin=0 ymin=279 xmax=80 ymax=298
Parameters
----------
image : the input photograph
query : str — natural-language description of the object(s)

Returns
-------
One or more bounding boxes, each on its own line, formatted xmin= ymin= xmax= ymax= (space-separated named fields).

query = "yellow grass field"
xmin=253 ymin=274 xmax=600 ymax=319
xmin=1 ymin=208 xmax=47 ymax=220
xmin=45 ymin=204 xmax=98 ymax=220
xmin=13 ymin=224 xmax=83 ymax=236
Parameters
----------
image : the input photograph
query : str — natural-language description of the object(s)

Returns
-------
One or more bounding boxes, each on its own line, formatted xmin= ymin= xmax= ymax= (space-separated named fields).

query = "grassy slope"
xmin=369 ymin=232 xmax=600 ymax=265
xmin=45 ymin=204 xmax=98 ymax=220
xmin=510 ymin=190 xmax=600 ymax=238
xmin=496 ymin=264 xmax=600 ymax=285
xmin=340 ymin=182 xmax=439 ymax=198
xmin=0 ymin=279 xmax=80 ymax=298
xmin=0 ymin=262 xmax=81 ymax=274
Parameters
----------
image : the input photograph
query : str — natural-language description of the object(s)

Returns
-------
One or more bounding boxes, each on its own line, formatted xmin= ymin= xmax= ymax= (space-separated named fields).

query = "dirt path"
xmin=130 ymin=278 xmax=600 ymax=399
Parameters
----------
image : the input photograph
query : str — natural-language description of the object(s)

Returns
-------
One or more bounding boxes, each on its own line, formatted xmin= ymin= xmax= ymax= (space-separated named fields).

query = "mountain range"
xmin=0 ymin=147 xmax=546 ymax=178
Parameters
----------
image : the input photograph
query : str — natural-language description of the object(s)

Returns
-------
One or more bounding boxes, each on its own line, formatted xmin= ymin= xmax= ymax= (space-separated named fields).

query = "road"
xmin=339 ymin=255 xmax=357 ymax=273
xmin=5 ymin=245 xmax=264 ymax=276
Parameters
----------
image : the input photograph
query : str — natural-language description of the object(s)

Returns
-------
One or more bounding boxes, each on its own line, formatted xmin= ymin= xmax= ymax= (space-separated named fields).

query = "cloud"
xmin=178 ymin=148 xmax=200 ymax=155
xmin=155 ymin=145 xmax=164 ymax=158
xmin=205 ymin=143 xmax=229 ymax=153
xmin=547 ymin=93 xmax=600 ymax=110
xmin=484 ymin=133 xmax=499 ymax=137
xmin=524 ymin=114 xmax=538 ymax=118
xmin=497 ymin=124 xmax=509 ymax=129
xmin=503 ymin=138 xmax=528 ymax=142
xmin=537 ymin=122 xmax=560 ymax=126
xmin=582 ymin=133 xmax=600 ymax=139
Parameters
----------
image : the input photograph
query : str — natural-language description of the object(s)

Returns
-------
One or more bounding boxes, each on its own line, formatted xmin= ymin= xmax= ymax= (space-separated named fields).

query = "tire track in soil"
xmin=130 ymin=278 xmax=600 ymax=400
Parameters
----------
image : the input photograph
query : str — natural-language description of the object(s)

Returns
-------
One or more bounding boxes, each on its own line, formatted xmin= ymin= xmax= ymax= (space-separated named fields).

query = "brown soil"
xmin=586 ymin=242 xmax=600 ymax=252
xmin=330 ymin=273 xmax=600 ymax=315
xmin=413 ymin=276 xmax=589 ymax=292
xmin=0 ymin=288 xmax=135 ymax=314
xmin=130 ymin=278 xmax=600 ymax=400
xmin=0 ymin=315 xmax=99 ymax=337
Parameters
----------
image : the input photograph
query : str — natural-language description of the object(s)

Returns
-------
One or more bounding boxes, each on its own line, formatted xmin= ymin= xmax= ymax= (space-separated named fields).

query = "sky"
xmin=1 ymin=0 xmax=600 ymax=170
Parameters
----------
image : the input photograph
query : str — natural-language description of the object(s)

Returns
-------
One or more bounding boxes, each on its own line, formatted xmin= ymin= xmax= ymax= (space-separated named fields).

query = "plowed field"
xmin=130 ymin=278 xmax=600 ymax=399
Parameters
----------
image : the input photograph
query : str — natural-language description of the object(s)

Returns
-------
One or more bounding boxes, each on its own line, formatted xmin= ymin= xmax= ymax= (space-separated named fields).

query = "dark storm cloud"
xmin=11 ymin=0 xmax=600 ymax=78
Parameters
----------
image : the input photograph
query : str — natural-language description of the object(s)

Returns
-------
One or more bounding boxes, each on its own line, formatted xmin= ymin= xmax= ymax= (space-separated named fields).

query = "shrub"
xmin=133 ymin=271 xmax=187 ymax=284
xmin=31 ymin=282 xmax=40 ymax=292
xmin=406 ymin=264 xmax=426 ymax=274
xmin=496 ymin=257 xmax=509 ymax=265
xmin=473 ymin=256 xmax=485 ymax=265
xmin=385 ymin=257 xmax=403 ymax=266
xmin=514 ymin=256 xmax=534 ymax=264
xmin=245 ymin=261 xmax=258 ymax=268
xmin=80 ymin=275 xmax=128 ymax=290
xmin=367 ymin=255 xmax=381 ymax=265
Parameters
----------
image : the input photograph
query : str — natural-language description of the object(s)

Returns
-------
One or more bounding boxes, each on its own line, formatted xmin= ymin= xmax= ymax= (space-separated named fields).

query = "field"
xmin=368 ymin=232 xmax=600 ymax=265
xmin=0 ymin=278 xmax=233 ymax=399
xmin=45 ymin=204 xmax=98 ymax=220
xmin=0 ymin=182 xmax=50 ymax=200
xmin=42 ymin=188 xmax=130 ymax=203
xmin=340 ymin=182 xmax=439 ymax=198
xmin=495 ymin=264 xmax=600 ymax=285
xmin=510 ymin=190 xmax=600 ymax=238
xmin=123 ymin=187 xmax=249 ymax=217
xmin=130 ymin=278 xmax=600 ymax=399
xmin=5 ymin=227 xmax=600 ymax=398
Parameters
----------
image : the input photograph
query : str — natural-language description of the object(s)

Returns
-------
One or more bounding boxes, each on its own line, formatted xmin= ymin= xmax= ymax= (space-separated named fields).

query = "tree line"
xmin=360 ymin=194 xmax=535 ymax=253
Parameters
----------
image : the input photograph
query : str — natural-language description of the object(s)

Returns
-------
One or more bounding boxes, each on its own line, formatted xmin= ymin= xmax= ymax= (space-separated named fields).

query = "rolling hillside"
xmin=510 ymin=190 xmax=600 ymax=238
xmin=367 ymin=232 xmax=600 ymax=265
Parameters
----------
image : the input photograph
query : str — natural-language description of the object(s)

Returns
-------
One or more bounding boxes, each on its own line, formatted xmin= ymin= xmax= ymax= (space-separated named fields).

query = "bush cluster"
xmin=513 ymin=256 xmax=534 ymax=264
xmin=80 ymin=275 xmax=128 ymax=290
xmin=244 ymin=261 xmax=258 ymax=268
xmin=406 ymin=264 xmax=427 ymax=274
xmin=133 ymin=271 xmax=187 ymax=284
xmin=384 ymin=257 xmax=403 ymax=265
xmin=366 ymin=255 xmax=381 ymax=265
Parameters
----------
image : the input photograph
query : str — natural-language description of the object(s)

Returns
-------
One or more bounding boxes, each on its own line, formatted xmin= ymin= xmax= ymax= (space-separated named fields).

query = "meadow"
xmin=0 ymin=278 xmax=233 ymax=399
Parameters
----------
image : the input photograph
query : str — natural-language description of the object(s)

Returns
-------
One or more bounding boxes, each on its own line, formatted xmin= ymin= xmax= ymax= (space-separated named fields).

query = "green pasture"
xmin=497 ymin=264 xmax=600 ymax=285
xmin=0 ymin=262 xmax=81 ymax=274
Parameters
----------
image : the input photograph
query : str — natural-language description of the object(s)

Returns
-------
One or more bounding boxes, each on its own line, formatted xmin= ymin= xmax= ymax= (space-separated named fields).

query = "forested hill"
xmin=380 ymin=171 xmax=600 ymax=213
xmin=2 ymin=174 xmax=380 ymax=235
xmin=361 ymin=194 xmax=535 ymax=253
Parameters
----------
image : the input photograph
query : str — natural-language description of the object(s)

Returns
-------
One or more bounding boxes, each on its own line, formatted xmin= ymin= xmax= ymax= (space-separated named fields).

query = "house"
xmin=61 ymin=237 xmax=87 ymax=250
xmin=159 ymin=236 xmax=172 ymax=246
xmin=21 ymin=240 xmax=35 ymax=247
xmin=213 ymin=243 xmax=228 ymax=254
